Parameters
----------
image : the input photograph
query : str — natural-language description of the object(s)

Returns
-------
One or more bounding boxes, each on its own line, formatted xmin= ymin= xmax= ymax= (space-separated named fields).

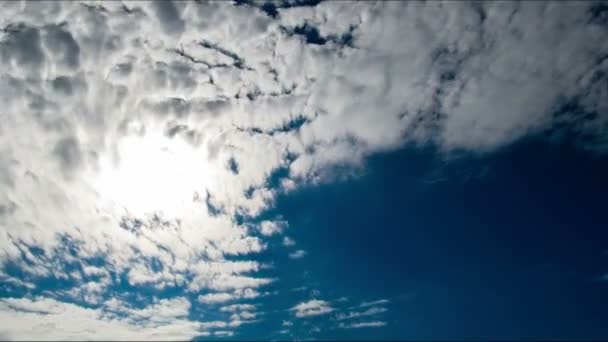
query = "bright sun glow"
xmin=93 ymin=130 xmax=213 ymax=218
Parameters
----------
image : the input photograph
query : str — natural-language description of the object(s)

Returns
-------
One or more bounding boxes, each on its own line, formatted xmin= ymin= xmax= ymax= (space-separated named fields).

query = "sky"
xmin=1 ymin=0 xmax=608 ymax=340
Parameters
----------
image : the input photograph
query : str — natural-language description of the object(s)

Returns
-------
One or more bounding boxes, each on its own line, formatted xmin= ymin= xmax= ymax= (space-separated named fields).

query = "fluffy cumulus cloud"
xmin=1 ymin=0 xmax=608 ymax=339
xmin=0 ymin=296 xmax=204 ymax=340
xmin=257 ymin=219 xmax=287 ymax=236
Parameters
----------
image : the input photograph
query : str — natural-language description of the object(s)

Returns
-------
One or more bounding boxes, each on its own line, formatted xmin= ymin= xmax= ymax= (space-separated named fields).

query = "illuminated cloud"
xmin=1 ymin=1 xmax=607 ymax=340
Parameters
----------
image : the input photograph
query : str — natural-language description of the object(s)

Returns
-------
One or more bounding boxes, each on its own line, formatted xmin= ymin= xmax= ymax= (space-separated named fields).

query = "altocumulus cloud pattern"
xmin=1 ymin=0 xmax=608 ymax=340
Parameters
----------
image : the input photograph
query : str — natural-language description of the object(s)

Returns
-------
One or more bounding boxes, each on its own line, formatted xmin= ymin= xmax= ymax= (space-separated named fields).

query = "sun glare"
xmin=93 ymin=130 xmax=212 ymax=218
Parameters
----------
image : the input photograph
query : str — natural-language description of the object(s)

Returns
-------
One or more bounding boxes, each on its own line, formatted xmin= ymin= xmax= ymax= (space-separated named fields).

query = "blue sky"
xmin=261 ymin=137 xmax=608 ymax=340
xmin=1 ymin=0 xmax=608 ymax=340
xmin=225 ymin=135 xmax=605 ymax=340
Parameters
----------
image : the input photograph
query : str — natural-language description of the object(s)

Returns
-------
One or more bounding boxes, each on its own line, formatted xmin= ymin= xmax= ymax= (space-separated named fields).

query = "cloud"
xmin=282 ymin=236 xmax=296 ymax=247
xmin=197 ymin=288 xmax=261 ymax=304
xmin=289 ymin=250 xmax=307 ymax=259
xmin=214 ymin=330 xmax=235 ymax=337
xmin=220 ymin=304 xmax=257 ymax=312
xmin=187 ymin=261 xmax=274 ymax=292
xmin=291 ymin=299 xmax=333 ymax=318
xmin=1 ymin=1 xmax=608 ymax=339
xmin=336 ymin=306 xmax=387 ymax=321
xmin=359 ymin=299 xmax=390 ymax=308
xmin=199 ymin=321 xmax=229 ymax=330
xmin=198 ymin=292 xmax=235 ymax=304
xmin=0 ymin=296 xmax=205 ymax=340
xmin=338 ymin=321 xmax=387 ymax=329
xmin=258 ymin=220 xmax=288 ymax=236
xmin=231 ymin=310 xmax=257 ymax=320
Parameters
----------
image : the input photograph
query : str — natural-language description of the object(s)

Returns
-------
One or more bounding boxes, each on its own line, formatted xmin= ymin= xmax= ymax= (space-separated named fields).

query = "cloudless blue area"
xmin=256 ymin=134 xmax=608 ymax=340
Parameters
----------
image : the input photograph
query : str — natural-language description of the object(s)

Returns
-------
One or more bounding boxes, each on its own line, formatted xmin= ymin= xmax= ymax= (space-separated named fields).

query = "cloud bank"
xmin=1 ymin=0 xmax=608 ymax=339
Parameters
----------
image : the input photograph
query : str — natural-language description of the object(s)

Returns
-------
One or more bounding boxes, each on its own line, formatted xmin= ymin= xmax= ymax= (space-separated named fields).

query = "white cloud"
xmin=336 ymin=306 xmax=387 ymax=321
xmin=214 ymin=330 xmax=234 ymax=337
xmin=59 ymin=279 xmax=111 ymax=305
xmin=0 ymin=274 xmax=36 ymax=290
xmin=0 ymin=296 xmax=204 ymax=340
xmin=282 ymin=236 xmax=296 ymax=247
xmin=126 ymin=297 xmax=192 ymax=323
xmin=127 ymin=262 xmax=182 ymax=289
xmin=2 ymin=1 xmax=606 ymax=270
xmin=359 ymin=299 xmax=389 ymax=308
xmin=188 ymin=261 xmax=273 ymax=292
xmin=289 ymin=250 xmax=307 ymax=259
xmin=200 ymin=321 xmax=228 ymax=329
xmin=198 ymin=292 xmax=235 ymax=304
xmin=220 ymin=304 xmax=256 ymax=312
xmin=258 ymin=220 xmax=288 ymax=236
xmin=1 ymin=1 xmax=608 ymax=339
xmin=282 ymin=320 xmax=293 ymax=327
xmin=231 ymin=311 xmax=256 ymax=320
xmin=198 ymin=288 xmax=261 ymax=304
xmin=338 ymin=321 xmax=387 ymax=329
xmin=291 ymin=299 xmax=333 ymax=318
xmin=3 ymin=2 xmax=606 ymax=276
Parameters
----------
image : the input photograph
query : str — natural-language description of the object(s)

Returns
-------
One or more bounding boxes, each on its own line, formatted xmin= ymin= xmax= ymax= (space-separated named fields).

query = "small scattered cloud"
xmin=213 ymin=330 xmax=234 ymax=337
xmin=336 ymin=306 xmax=387 ymax=321
xmin=220 ymin=304 xmax=256 ymax=312
xmin=282 ymin=236 xmax=296 ymax=247
xmin=198 ymin=288 xmax=262 ymax=304
xmin=359 ymin=299 xmax=389 ymax=308
xmin=198 ymin=293 xmax=235 ymax=304
xmin=230 ymin=311 xmax=257 ymax=320
xmin=289 ymin=250 xmax=307 ymax=259
xmin=291 ymin=299 xmax=333 ymax=318
xmin=338 ymin=321 xmax=387 ymax=329
xmin=258 ymin=220 xmax=288 ymax=236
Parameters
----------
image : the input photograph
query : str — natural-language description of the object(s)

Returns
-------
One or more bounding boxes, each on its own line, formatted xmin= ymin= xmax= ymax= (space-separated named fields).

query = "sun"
xmin=93 ymin=127 xmax=213 ymax=218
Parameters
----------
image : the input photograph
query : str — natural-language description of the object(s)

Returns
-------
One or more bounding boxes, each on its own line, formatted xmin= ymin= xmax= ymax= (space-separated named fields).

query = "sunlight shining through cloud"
xmin=93 ymin=126 xmax=213 ymax=218
xmin=1 ymin=0 xmax=608 ymax=340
